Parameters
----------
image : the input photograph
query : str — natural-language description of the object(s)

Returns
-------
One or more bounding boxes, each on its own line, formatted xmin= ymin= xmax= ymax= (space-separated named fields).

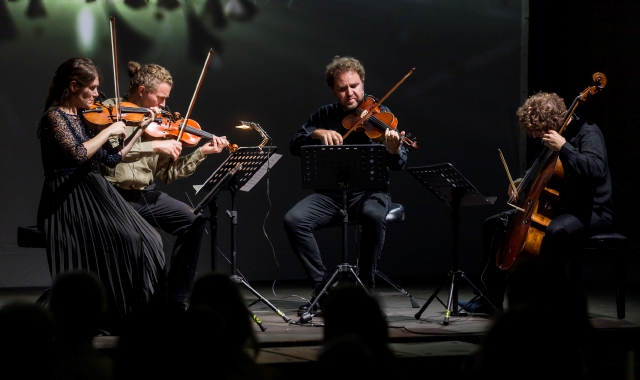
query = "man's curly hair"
xmin=325 ymin=56 xmax=365 ymax=88
xmin=516 ymin=92 xmax=567 ymax=136
xmin=126 ymin=61 xmax=173 ymax=94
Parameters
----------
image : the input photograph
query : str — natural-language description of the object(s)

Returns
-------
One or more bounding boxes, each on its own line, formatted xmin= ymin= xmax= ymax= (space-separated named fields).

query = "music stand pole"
xmin=408 ymin=163 xmax=499 ymax=325
xmin=192 ymin=147 xmax=289 ymax=328
xmin=297 ymin=144 xmax=388 ymax=324
xmin=208 ymin=201 xmax=218 ymax=272
xmin=225 ymin=170 xmax=290 ymax=326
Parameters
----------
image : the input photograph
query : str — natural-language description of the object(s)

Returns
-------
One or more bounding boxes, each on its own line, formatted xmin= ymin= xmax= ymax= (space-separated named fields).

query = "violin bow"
xmin=176 ymin=49 xmax=214 ymax=142
xmin=110 ymin=16 xmax=121 ymax=122
xmin=342 ymin=67 xmax=415 ymax=139
xmin=498 ymin=149 xmax=525 ymax=212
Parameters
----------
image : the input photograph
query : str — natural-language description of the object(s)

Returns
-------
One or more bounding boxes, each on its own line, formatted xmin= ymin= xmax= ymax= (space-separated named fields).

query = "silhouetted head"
xmin=49 ymin=270 xmax=107 ymax=342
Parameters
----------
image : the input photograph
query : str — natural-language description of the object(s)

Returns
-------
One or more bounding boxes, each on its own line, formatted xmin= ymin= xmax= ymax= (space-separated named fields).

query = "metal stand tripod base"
xmin=231 ymin=275 xmax=291 ymax=331
xmin=414 ymin=270 xmax=499 ymax=325
xmin=299 ymin=263 xmax=368 ymax=324
xmin=374 ymin=270 xmax=420 ymax=308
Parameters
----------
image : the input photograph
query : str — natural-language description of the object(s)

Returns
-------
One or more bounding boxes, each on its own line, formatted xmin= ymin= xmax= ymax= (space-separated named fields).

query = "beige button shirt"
xmin=99 ymin=98 xmax=206 ymax=190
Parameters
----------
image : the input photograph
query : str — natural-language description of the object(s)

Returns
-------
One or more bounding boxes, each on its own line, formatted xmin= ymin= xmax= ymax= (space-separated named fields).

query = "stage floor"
xmin=1 ymin=277 xmax=639 ymax=379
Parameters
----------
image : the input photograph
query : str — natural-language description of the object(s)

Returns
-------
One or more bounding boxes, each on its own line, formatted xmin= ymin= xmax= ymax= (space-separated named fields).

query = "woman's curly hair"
xmin=325 ymin=56 xmax=365 ymax=88
xmin=126 ymin=61 xmax=173 ymax=94
xmin=516 ymin=92 xmax=567 ymax=136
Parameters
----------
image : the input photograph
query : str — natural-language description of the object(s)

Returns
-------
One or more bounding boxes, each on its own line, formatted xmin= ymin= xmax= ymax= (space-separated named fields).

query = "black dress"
xmin=37 ymin=108 xmax=166 ymax=327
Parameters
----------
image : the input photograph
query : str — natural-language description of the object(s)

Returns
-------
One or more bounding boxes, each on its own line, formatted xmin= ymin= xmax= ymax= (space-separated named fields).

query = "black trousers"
xmin=477 ymin=209 xmax=612 ymax=309
xmin=283 ymin=190 xmax=391 ymax=291
xmin=116 ymin=184 xmax=207 ymax=303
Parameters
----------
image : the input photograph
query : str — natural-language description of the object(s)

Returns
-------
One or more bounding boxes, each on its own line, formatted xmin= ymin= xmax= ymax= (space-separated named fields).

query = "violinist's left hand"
xmin=201 ymin=135 xmax=229 ymax=155
xmin=139 ymin=107 xmax=161 ymax=129
xmin=542 ymin=130 xmax=566 ymax=152
xmin=384 ymin=129 xmax=404 ymax=154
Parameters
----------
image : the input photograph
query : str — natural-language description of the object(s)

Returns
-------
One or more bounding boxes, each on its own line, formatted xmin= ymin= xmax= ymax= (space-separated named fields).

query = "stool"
xmin=367 ymin=203 xmax=420 ymax=308
xmin=16 ymin=225 xmax=50 ymax=306
xmin=570 ymin=232 xmax=629 ymax=319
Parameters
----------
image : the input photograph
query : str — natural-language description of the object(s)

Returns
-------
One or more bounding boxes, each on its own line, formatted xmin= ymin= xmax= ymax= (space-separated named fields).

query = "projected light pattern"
xmin=76 ymin=6 xmax=95 ymax=54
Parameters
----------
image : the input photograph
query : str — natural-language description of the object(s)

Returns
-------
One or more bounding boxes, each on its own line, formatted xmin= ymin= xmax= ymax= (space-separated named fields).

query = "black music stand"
xmin=193 ymin=146 xmax=289 ymax=329
xmin=408 ymin=163 xmax=498 ymax=325
xmin=297 ymin=144 xmax=389 ymax=324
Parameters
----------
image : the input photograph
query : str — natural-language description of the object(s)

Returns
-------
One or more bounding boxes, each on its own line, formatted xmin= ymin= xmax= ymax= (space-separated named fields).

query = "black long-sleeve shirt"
xmin=557 ymin=115 xmax=613 ymax=221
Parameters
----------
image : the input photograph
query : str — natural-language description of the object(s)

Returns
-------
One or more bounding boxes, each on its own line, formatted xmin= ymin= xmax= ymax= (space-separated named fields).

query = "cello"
xmin=495 ymin=72 xmax=607 ymax=271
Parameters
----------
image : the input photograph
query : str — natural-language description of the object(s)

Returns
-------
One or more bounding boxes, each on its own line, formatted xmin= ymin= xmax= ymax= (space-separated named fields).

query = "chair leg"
xmin=374 ymin=270 xmax=420 ymax=308
xmin=614 ymin=248 xmax=626 ymax=319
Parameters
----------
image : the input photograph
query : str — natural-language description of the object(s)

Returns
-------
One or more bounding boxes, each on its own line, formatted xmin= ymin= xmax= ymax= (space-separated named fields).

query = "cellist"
xmin=459 ymin=91 xmax=613 ymax=314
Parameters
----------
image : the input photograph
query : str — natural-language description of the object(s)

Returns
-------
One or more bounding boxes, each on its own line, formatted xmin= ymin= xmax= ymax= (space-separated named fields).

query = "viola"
xmin=145 ymin=116 xmax=238 ymax=152
xmin=341 ymin=95 xmax=418 ymax=150
xmin=495 ymin=72 xmax=607 ymax=271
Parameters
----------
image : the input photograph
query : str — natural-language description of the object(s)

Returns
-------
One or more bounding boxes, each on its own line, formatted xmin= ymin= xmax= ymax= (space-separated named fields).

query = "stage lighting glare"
xmin=235 ymin=121 xmax=271 ymax=150
xmin=76 ymin=7 xmax=96 ymax=53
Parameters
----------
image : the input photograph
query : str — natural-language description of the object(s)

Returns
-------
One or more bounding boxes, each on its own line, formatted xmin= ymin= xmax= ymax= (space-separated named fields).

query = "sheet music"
xmin=193 ymin=146 xmax=279 ymax=195
xmin=192 ymin=163 xmax=243 ymax=214
xmin=239 ymin=153 xmax=282 ymax=192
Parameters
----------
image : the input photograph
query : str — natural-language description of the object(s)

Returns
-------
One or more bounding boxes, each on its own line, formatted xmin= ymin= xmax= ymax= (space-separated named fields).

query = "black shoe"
xmin=297 ymin=289 xmax=325 ymax=316
xmin=297 ymin=302 xmax=321 ymax=316
xmin=458 ymin=298 xmax=492 ymax=314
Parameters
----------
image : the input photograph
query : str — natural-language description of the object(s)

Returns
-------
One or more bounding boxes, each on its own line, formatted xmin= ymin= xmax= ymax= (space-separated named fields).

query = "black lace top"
xmin=39 ymin=108 xmax=121 ymax=178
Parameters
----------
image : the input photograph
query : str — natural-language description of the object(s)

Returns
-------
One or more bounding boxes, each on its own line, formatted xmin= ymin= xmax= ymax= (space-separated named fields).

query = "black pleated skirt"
xmin=37 ymin=167 xmax=166 ymax=325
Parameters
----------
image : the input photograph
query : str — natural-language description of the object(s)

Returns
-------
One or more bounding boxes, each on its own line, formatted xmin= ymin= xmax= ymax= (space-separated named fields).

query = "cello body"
xmin=495 ymin=72 xmax=606 ymax=271
xmin=496 ymin=149 xmax=564 ymax=270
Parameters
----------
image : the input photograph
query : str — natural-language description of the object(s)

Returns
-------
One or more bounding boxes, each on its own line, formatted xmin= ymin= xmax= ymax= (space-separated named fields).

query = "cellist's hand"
xmin=508 ymin=178 xmax=523 ymax=200
xmin=312 ymin=129 xmax=343 ymax=145
xmin=384 ymin=129 xmax=404 ymax=154
xmin=542 ymin=130 xmax=566 ymax=152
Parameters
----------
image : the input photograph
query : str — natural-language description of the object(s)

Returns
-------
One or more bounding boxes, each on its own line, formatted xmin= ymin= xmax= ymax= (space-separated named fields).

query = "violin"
xmin=145 ymin=116 xmax=238 ymax=152
xmin=342 ymin=95 xmax=418 ymax=150
xmin=81 ymin=100 xmax=171 ymax=129
xmin=495 ymin=72 xmax=607 ymax=271
xmin=341 ymin=68 xmax=418 ymax=150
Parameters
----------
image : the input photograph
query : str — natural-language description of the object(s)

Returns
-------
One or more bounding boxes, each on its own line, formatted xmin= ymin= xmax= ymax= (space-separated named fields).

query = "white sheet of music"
xmin=239 ymin=153 xmax=282 ymax=192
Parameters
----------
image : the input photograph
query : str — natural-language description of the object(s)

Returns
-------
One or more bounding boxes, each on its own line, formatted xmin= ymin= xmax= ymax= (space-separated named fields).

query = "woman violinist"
xmin=37 ymin=57 xmax=166 ymax=333
xmin=459 ymin=91 xmax=613 ymax=314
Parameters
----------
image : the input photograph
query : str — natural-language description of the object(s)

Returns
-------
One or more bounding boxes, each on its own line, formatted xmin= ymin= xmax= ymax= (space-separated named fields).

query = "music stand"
xmin=297 ymin=144 xmax=389 ymax=324
xmin=408 ymin=163 xmax=498 ymax=325
xmin=193 ymin=146 xmax=289 ymax=328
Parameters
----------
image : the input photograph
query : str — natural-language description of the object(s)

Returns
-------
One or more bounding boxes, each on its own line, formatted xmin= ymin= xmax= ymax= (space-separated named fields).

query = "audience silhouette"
xmin=459 ymin=260 xmax=593 ymax=379
xmin=0 ymin=301 xmax=55 ymax=379
xmin=114 ymin=271 xmax=281 ymax=380
xmin=48 ymin=270 xmax=115 ymax=380
xmin=189 ymin=272 xmax=282 ymax=380
xmin=317 ymin=284 xmax=396 ymax=380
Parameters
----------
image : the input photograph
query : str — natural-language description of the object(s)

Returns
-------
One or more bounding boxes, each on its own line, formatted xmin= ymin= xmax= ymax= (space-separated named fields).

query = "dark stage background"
xmin=0 ymin=0 xmax=638 ymax=288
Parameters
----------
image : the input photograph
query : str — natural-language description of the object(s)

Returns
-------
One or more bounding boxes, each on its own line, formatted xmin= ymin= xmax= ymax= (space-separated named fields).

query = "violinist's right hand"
xmin=152 ymin=139 xmax=182 ymax=161
xmin=105 ymin=121 xmax=127 ymax=140
xmin=311 ymin=129 xmax=343 ymax=145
